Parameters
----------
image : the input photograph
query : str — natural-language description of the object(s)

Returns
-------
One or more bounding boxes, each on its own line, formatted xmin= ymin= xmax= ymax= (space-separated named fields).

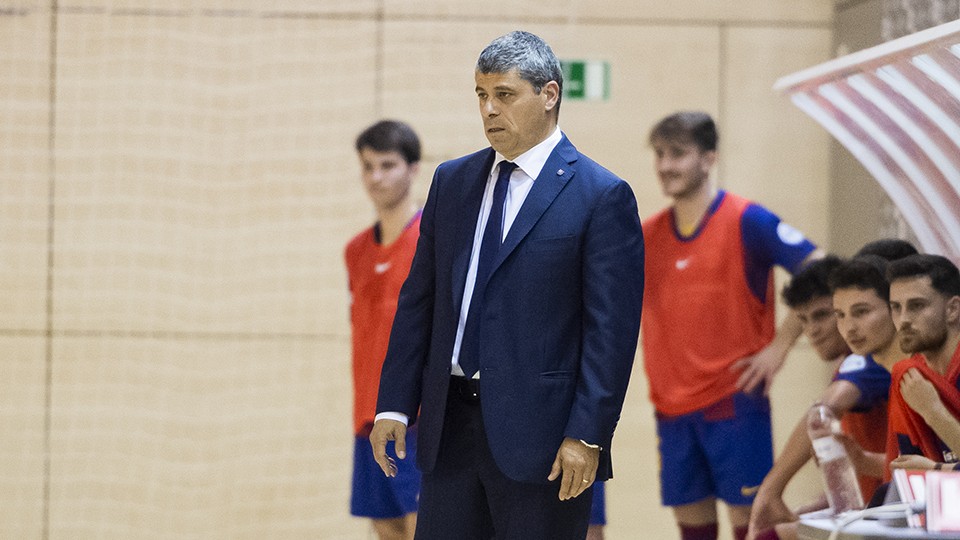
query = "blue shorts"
xmin=656 ymin=392 xmax=773 ymax=507
xmin=590 ymin=481 xmax=606 ymax=525
xmin=351 ymin=431 xmax=421 ymax=519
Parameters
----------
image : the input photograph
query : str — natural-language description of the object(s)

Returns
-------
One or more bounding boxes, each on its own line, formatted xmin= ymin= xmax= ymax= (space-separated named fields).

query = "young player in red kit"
xmin=642 ymin=112 xmax=821 ymax=540
xmin=345 ymin=120 xmax=422 ymax=540
xmin=886 ymin=255 xmax=960 ymax=472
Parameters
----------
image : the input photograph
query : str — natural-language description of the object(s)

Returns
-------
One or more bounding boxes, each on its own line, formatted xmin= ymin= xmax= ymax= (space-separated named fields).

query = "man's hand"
xmin=890 ymin=454 xmax=937 ymax=470
xmin=900 ymin=368 xmax=942 ymax=418
xmin=369 ymin=419 xmax=407 ymax=477
xmin=733 ymin=308 xmax=803 ymax=395
xmin=547 ymin=437 xmax=599 ymax=501
xmin=732 ymin=344 xmax=787 ymax=395
xmin=747 ymin=486 xmax=797 ymax=540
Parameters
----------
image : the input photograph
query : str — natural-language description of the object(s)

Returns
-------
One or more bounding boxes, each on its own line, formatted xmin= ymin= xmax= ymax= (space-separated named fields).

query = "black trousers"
xmin=414 ymin=379 xmax=592 ymax=540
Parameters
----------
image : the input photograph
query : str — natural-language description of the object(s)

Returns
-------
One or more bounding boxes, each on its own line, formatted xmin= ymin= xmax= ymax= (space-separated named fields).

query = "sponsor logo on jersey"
xmin=776 ymin=222 xmax=806 ymax=245
xmin=838 ymin=354 xmax=867 ymax=374
xmin=374 ymin=262 xmax=392 ymax=274
xmin=675 ymin=258 xmax=690 ymax=270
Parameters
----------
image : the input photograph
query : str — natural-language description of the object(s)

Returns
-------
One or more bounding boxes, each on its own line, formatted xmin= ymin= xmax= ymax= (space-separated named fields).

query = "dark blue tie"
xmin=458 ymin=161 xmax=516 ymax=378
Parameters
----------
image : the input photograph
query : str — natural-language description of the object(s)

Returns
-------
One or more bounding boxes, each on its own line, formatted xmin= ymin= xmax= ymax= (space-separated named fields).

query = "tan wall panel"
xmin=720 ymin=26 xmax=835 ymax=514
xmin=52 ymin=14 xmax=376 ymax=336
xmin=48 ymin=336 xmax=361 ymax=539
xmin=386 ymin=0 xmax=832 ymax=23
xmin=0 ymin=3 xmax=844 ymax=539
xmin=0 ymin=11 xmax=51 ymax=331
xmin=382 ymin=21 xmax=721 ymax=220
xmin=3 ymin=2 xmax=45 ymax=9
xmin=551 ymin=25 xmax=721 ymax=219
xmin=381 ymin=21 xmax=507 ymax=163
xmin=769 ymin=333 xmax=837 ymax=508
xmin=721 ymin=26 xmax=833 ymax=246
xmin=0 ymin=337 xmax=47 ymax=540
xmin=830 ymin=0 xmax=887 ymax=257
xmin=605 ymin=359 xmax=677 ymax=538
xmin=56 ymin=2 xmax=376 ymax=15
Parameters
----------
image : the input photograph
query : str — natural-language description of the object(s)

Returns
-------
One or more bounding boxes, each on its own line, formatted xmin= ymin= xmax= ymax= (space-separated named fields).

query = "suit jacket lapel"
xmin=494 ymin=136 xmax=577 ymax=269
xmin=451 ymin=150 xmax=496 ymax=316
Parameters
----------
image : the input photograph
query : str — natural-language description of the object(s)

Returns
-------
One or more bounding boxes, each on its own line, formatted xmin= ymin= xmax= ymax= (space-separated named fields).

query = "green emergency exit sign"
xmin=561 ymin=60 xmax=610 ymax=101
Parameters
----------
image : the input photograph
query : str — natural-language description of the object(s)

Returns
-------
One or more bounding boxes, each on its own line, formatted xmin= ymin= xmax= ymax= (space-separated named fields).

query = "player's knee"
xmin=673 ymin=497 xmax=718 ymax=525
xmin=371 ymin=516 xmax=408 ymax=540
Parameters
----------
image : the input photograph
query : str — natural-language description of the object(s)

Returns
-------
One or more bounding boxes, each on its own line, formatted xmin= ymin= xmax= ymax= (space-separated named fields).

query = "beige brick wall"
xmin=0 ymin=2 xmax=837 ymax=538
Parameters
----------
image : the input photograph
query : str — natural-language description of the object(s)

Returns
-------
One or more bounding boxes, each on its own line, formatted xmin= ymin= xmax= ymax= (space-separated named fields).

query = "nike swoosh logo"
xmin=374 ymin=262 xmax=391 ymax=274
xmin=675 ymin=258 xmax=690 ymax=270
xmin=741 ymin=485 xmax=760 ymax=497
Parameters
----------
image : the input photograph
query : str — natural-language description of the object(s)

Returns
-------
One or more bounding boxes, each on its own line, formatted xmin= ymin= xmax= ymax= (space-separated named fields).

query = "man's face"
xmin=833 ymin=286 xmax=897 ymax=357
xmin=475 ymin=69 xmax=558 ymax=160
xmin=651 ymin=138 xmax=715 ymax=200
xmin=889 ymin=276 xmax=952 ymax=355
xmin=358 ymin=148 xmax=418 ymax=212
xmin=795 ymin=296 xmax=849 ymax=361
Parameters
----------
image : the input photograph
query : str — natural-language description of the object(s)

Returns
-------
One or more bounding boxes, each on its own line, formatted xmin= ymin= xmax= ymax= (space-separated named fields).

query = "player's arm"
xmin=733 ymin=202 xmax=822 ymax=396
xmin=735 ymin=249 xmax=824 ymax=394
xmin=749 ymin=378 xmax=860 ymax=533
xmin=735 ymin=312 xmax=803 ymax=395
xmin=839 ymin=438 xmax=886 ymax=478
xmin=900 ymin=368 xmax=960 ymax=454
xmin=890 ymin=454 xmax=960 ymax=470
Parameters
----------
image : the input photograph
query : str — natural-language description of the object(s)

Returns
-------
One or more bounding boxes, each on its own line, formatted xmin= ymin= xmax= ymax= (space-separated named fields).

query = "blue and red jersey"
xmin=642 ymin=191 xmax=816 ymax=416
xmin=834 ymin=353 xmax=891 ymax=498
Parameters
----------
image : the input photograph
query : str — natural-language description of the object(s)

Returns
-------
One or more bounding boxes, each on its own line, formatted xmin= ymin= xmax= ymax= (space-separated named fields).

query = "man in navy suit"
xmin=369 ymin=30 xmax=644 ymax=540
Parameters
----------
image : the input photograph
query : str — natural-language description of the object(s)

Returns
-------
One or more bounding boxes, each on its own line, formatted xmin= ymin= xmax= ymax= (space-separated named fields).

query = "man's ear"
xmin=947 ymin=295 xmax=960 ymax=325
xmin=701 ymin=149 xmax=718 ymax=172
xmin=542 ymin=80 xmax=560 ymax=112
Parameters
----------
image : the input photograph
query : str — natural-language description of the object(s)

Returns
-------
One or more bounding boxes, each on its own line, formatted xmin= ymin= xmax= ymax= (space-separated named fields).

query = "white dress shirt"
xmin=375 ymin=127 xmax=563 ymax=426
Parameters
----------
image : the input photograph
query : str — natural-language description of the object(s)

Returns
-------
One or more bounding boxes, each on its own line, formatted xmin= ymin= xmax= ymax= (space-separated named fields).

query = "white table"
xmin=799 ymin=515 xmax=960 ymax=540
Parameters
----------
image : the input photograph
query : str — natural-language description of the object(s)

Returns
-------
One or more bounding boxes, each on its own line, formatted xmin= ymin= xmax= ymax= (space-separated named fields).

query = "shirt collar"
xmin=494 ymin=126 xmax=562 ymax=181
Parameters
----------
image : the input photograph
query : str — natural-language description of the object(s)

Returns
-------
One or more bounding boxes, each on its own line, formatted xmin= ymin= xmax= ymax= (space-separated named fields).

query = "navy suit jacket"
xmin=376 ymin=134 xmax=644 ymax=484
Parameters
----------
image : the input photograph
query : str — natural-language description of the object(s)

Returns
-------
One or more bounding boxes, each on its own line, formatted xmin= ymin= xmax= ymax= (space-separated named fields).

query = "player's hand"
xmin=900 ymin=368 xmax=942 ymax=418
xmin=792 ymin=494 xmax=829 ymax=516
xmin=547 ymin=437 xmax=599 ymax=501
xmin=836 ymin=433 xmax=866 ymax=472
xmin=890 ymin=454 xmax=937 ymax=470
xmin=747 ymin=486 xmax=797 ymax=540
xmin=369 ymin=419 xmax=407 ymax=477
xmin=835 ymin=432 xmax=887 ymax=478
xmin=836 ymin=432 xmax=865 ymax=469
xmin=732 ymin=344 xmax=786 ymax=395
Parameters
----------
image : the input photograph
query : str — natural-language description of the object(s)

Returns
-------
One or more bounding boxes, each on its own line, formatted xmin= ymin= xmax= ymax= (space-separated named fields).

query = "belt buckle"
xmin=465 ymin=379 xmax=479 ymax=400
xmin=453 ymin=376 xmax=479 ymax=401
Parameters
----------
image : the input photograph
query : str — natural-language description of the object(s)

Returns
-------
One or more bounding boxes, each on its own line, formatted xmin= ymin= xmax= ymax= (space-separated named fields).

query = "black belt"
xmin=449 ymin=375 xmax=480 ymax=402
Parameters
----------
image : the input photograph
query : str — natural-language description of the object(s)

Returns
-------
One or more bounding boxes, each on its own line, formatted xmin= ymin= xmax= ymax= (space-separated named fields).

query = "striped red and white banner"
xmin=775 ymin=19 xmax=960 ymax=262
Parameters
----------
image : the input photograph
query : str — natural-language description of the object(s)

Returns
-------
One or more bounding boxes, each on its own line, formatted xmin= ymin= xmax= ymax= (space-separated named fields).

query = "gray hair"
xmin=476 ymin=31 xmax=563 ymax=111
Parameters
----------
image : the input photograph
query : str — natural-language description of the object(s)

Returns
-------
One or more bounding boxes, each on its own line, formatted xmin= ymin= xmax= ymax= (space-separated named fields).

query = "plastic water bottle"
xmin=807 ymin=404 xmax=864 ymax=515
